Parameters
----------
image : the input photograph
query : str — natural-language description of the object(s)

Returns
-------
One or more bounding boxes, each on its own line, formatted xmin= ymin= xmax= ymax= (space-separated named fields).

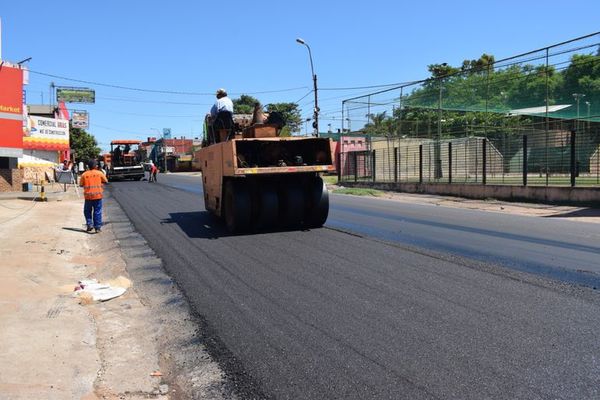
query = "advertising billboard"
xmin=56 ymin=87 xmax=95 ymax=103
xmin=71 ymin=110 xmax=89 ymax=129
xmin=0 ymin=65 xmax=24 ymax=157
xmin=23 ymin=116 xmax=70 ymax=151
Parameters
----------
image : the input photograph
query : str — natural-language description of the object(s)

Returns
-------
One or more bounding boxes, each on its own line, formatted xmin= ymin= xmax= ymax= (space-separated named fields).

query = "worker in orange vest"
xmin=79 ymin=159 xmax=109 ymax=233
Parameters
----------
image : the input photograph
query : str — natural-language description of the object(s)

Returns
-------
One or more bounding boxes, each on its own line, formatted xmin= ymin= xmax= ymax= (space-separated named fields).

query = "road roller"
xmin=196 ymin=114 xmax=335 ymax=233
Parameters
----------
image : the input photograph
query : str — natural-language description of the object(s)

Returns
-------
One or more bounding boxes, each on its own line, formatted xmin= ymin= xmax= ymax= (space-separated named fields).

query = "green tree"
xmin=70 ymin=127 xmax=101 ymax=162
xmin=266 ymin=102 xmax=302 ymax=133
xmin=233 ymin=94 xmax=260 ymax=114
xmin=278 ymin=126 xmax=292 ymax=137
xmin=363 ymin=111 xmax=390 ymax=135
xmin=560 ymin=54 xmax=600 ymax=104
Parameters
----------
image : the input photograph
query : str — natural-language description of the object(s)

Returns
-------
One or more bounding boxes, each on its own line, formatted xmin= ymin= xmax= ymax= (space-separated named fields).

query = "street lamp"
xmin=585 ymin=101 xmax=591 ymax=131
xmin=296 ymin=38 xmax=319 ymax=137
xmin=573 ymin=93 xmax=585 ymax=131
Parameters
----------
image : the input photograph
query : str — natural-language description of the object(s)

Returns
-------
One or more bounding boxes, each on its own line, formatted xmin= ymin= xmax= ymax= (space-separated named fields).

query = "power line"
xmin=95 ymin=95 xmax=210 ymax=106
xmin=27 ymin=69 xmax=308 ymax=96
xmin=92 ymin=108 xmax=198 ymax=118
xmin=294 ymin=90 xmax=314 ymax=104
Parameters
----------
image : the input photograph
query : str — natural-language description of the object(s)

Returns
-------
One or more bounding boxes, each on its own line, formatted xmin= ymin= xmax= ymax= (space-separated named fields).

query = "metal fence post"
xmin=448 ymin=142 xmax=452 ymax=184
xmin=352 ymin=151 xmax=358 ymax=182
xmin=482 ymin=138 xmax=487 ymax=185
xmin=570 ymin=129 xmax=576 ymax=187
xmin=419 ymin=144 xmax=423 ymax=184
xmin=372 ymin=150 xmax=376 ymax=183
xmin=523 ymin=135 xmax=528 ymax=186
xmin=336 ymin=152 xmax=341 ymax=182
xmin=393 ymin=147 xmax=398 ymax=183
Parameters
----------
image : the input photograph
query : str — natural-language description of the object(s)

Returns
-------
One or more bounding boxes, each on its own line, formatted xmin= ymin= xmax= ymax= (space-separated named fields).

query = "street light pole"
xmin=296 ymin=38 xmax=319 ymax=137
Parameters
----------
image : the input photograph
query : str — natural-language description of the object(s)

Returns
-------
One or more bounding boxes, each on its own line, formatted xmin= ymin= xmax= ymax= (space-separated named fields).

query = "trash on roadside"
xmin=150 ymin=370 xmax=163 ymax=377
xmin=74 ymin=276 xmax=131 ymax=303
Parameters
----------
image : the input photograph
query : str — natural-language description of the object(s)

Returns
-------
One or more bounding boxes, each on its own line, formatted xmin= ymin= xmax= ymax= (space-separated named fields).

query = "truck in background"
xmin=101 ymin=140 xmax=145 ymax=181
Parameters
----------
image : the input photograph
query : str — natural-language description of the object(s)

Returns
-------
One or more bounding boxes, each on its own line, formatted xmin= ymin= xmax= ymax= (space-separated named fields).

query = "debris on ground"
xmin=74 ymin=276 xmax=131 ymax=303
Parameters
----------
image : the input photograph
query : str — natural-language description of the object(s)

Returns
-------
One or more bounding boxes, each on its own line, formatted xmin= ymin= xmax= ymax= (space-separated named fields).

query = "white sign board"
xmin=24 ymin=116 xmax=69 ymax=150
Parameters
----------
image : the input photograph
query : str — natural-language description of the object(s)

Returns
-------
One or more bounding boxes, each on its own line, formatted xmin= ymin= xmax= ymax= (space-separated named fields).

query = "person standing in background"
xmin=79 ymin=159 xmax=108 ymax=233
xmin=150 ymin=163 xmax=158 ymax=183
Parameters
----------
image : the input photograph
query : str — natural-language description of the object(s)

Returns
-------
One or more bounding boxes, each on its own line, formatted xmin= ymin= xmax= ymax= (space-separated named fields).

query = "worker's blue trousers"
xmin=84 ymin=199 xmax=103 ymax=229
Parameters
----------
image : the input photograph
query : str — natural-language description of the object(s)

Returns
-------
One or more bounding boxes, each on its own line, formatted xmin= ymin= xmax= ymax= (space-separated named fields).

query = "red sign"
xmin=0 ymin=65 xmax=24 ymax=150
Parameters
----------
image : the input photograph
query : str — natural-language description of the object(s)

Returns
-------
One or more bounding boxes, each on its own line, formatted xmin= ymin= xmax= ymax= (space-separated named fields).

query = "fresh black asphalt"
xmin=109 ymin=176 xmax=600 ymax=399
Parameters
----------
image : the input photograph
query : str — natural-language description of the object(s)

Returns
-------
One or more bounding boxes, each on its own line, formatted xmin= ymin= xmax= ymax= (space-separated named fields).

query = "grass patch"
xmin=322 ymin=175 xmax=338 ymax=185
xmin=333 ymin=187 xmax=384 ymax=197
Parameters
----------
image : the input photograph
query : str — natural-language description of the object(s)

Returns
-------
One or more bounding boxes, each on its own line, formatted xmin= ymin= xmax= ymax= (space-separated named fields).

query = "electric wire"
xmin=28 ymin=69 xmax=309 ymax=96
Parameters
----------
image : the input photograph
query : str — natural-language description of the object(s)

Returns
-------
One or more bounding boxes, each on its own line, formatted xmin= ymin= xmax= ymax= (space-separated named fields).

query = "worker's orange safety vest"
xmin=80 ymin=170 xmax=108 ymax=200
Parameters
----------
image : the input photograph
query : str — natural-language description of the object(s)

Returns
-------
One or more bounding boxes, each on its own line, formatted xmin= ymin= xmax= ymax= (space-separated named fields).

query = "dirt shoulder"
xmin=0 ymin=192 xmax=234 ymax=399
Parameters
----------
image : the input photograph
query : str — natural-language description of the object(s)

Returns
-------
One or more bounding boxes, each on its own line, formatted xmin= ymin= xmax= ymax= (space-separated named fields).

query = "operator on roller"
xmin=209 ymin=88 xmax=234 ymax=143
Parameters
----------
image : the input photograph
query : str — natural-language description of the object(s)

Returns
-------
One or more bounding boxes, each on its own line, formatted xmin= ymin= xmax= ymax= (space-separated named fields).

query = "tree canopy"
xmin=265 ymin=102 xmax=302 ymax=133
xmin=70 ymin=127 xmax=101 ymax=162
xmin=233 ymin=94 xmax=259 ymax=114
xmin=359 ymin=52 xmax=600 ymax=138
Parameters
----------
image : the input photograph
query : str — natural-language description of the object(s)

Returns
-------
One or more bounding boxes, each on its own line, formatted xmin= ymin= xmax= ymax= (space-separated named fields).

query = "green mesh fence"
xmin=340 ymin=32 xmax=600 ymax=187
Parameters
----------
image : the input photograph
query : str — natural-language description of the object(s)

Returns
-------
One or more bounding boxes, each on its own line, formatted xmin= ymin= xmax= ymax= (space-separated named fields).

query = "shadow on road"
xmin=543 ymin=208 xmax=600 ymax=219
xmin=163 ymin=211 xmax=311 ymax=239
xmin=162 ymin=211 xmax=229 ymax=239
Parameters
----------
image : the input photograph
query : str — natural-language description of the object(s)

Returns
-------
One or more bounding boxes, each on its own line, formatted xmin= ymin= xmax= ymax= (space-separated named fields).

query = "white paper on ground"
xmin=88 ymin=286 xmax=127 ymax=301
xmin=76 ymin=279 xmax=127 ymax=301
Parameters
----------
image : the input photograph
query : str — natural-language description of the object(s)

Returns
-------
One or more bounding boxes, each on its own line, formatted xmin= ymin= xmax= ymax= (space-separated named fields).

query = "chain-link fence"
xmin=340 ymin=32 xmax=600 ymax=187
xmin=339 ymin=130 xmax=600 ymax=186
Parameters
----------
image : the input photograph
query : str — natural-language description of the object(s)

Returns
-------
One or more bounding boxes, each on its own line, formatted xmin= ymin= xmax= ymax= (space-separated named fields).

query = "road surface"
xmin=108 ymin=175 xmax=600 ymax=399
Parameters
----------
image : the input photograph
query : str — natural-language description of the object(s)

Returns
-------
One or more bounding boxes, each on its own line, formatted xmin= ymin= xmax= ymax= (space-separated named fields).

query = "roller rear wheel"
xmin=305 ymin=176 xmax=329 ymax=228
xmin=255 ymin=184 xmax=279 ymax=230
xmin=224 ymin=180 xmax=251 ymax=233
xmin=279 ymin=183 xmax=305 ymax=229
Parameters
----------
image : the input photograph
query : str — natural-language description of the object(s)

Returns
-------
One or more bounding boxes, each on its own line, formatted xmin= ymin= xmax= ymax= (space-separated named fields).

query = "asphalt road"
xmin=109 ymin=175 xmax=600 ymax=399
xmin=158 ymin=173 xmax=600 ymax=288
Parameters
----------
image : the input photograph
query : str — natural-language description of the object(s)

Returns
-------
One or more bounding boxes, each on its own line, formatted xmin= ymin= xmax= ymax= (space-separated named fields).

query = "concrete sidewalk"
xmin=0 ymin=194 xmax=233 ymax=399
xmin=0 ymin=182 xmax=81 ymax=202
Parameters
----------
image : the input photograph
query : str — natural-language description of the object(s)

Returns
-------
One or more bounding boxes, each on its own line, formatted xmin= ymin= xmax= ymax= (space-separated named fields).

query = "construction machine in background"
xmin=102 ymin=140 xmax=145 ymax=181
xmin=197 ymin=114 xmax=335 ymax=233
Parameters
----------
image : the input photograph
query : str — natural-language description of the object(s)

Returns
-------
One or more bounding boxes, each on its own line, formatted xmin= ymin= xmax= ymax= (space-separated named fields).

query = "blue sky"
xmin=2 ymin=0 xmax=599 ymax=151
